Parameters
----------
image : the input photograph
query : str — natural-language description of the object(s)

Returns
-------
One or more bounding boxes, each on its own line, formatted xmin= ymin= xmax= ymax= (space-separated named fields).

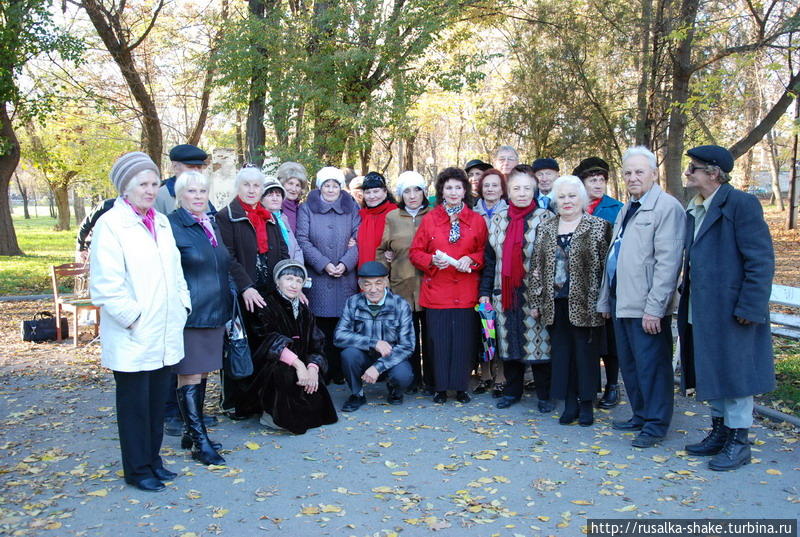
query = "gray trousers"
xmin=709 ymin=397 xmax=754 ymax=429
xmin=341 ymin=347 xmax=413 ymax=396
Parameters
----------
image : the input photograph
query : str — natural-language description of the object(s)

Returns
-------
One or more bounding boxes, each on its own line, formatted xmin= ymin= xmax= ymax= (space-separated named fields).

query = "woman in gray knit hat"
xmin=89 ymin=151 xmax=192 ymax=492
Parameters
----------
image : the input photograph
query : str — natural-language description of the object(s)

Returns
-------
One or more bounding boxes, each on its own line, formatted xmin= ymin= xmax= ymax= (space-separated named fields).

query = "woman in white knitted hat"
xmin=376 ymin=171 xmax=434 ymax=394
xmin=90 ymin=151 xmax=191 ymax=492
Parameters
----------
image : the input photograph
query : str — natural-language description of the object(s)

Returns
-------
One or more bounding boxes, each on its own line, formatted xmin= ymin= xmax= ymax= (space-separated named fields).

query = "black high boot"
xmin=708 ymin=428 xmax=750 ymax=471
xmin=597 ymin=384 xmax=620 ymax=409
xmin=181 ymin=380 xmax=222 ymax=450
xmin=177 ymin=385 xmax=225 ymax=466
xmin=685 ymin=417 xmax=728 ymax=456
xmin=559 ymin=395 xmax=579 ymax=425
xmin=578 ymin=400 xmax=594 ymax=427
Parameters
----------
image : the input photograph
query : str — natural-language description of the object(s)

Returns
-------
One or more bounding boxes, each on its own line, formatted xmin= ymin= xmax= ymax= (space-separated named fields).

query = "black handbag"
xmin=223 ymin=292 xmax=253 ymax=379
xmin=21 ymin=311 xmax=69 ymax=342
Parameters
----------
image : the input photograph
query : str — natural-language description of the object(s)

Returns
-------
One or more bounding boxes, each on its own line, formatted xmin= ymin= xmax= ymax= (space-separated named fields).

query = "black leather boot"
xmin=181 ymin=380 xmax=222 ymax=450
xmin=559 ymin=396 xmax=579 ymax=425
xmin=177 ymin=385 xmax=225 ymax=466
xmin=708 ymin=428 xmax=750 ymax=471
xmin=578 ymin=400 xmax=594 ymax=427
xmin=685 ymin=417 xmax=728 ymax=456
xmin=597 ymin=384 xmax=620 ymax=409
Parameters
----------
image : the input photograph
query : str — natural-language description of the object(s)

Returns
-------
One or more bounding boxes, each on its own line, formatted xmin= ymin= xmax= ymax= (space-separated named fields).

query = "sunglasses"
xmin=686 ymin=163 xmax=710 ymax=174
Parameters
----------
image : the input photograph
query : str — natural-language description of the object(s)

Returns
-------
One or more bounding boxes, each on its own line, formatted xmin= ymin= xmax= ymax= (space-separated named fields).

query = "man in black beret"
xmin=531 ymin=158 xmax=559 ymax=211
xmin=334 ymin=261 xmax=415 ymax=412
xmin=154 ymin=144 xmax=210 ymax=215
xmin=678 ymin=144 xmax=775 ymax=471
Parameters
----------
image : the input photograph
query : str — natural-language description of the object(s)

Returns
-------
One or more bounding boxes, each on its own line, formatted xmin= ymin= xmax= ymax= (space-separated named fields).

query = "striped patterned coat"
xmin=479 ymin=206 xmax=552 ymax=363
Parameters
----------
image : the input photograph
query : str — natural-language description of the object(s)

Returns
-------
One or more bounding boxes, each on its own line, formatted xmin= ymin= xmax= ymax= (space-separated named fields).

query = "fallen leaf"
xmin=244 ymin=441 xmax=261 ymax=450
xmin=392 ymin=471 xmax=409 ymax=476
xmin=571 ymin=500 xmax=592 ymax=506
xmin=615 ymin=504 xmax=637 ymax=512
xmin=87 ymin=489 xmax=108 ymax=497
xmin=766 ymin=469 xmax=782 ymax=475
xmin=378 ymin=442 xmax=393 ymax=448
xmin=320 ymin=504 xmax=342 ymax=513
xmin=212 ymin=508 xmax=229 ymax=518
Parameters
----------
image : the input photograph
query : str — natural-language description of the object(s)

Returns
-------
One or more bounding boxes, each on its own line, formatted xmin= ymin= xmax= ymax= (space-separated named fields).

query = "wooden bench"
xmin=770 ymin=284 xmax=800 ymax=339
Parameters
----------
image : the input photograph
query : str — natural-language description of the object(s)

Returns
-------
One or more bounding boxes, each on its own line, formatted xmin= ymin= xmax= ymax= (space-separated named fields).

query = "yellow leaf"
xmin=571 ymin=500 xmax=592 ymax=506
xmin=473 ymin=450 xmax=498 ymax=460
xmin=683 ymin=411 xmax=696 ymax=416
xmin=652 ymin=455 xmax=668 ymax=463
xmin=212 ymin=508 xmax=229 ymax=518
xmin=392 ymin=471 xmax=408 ymax=476
xmin=180 ymin=533 xmax=198 ymax=537
xmin=766 ymin=469 xmax=782 ymax=475
xmin=537 ymin=516 xmax=550 ymax=521
xmin=244 ymin=441 xmax=261 ymax=450
xmin=301 ymin=506 xmax=320 ymax=515
xmin=615 ymin=504 xmax=637 ymax=512
xmin=378 ymin=442 xmax=393 ymax=448
xmin=372 ymin=486 xmax=393 ymax=493
xmin=44 ymin=522 xmax=62 ymax=530
xmin=493 ymin=475 xmax=510 ymax=483
xmin=87 ymin=489 xmax=108 ymax=497
xmin=606 ymin=470 xmax=621 ymax=477
xmin=467 ymin=505 xmax=483 ymax=513
xmin=676 ymin=470 xmax=692 ymax=475
xmin=320 ymin=504 xmax=342 ymax=513
xmin=173 ymin=525 xmax=185 ymax=531
xmin=596 ymin=449 xmax=611 ymax=456
xmin=186 ymin=490 xmax=202 ymax=500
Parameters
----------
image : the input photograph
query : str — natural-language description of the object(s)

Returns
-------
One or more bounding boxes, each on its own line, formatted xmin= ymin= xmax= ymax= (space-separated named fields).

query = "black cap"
xmin=359 ymin=171 xmax=387 ymax=190
xmin=357 ymin=261 xmax=389 ymax=278
xmin=572 ymin=157 xmax=610 ymax=178
xmin=686 ymin=145 xmax=734 ymax=173
xmin=169 ymin=144 xmax=208 ymax=165
xmin=464 ymin=159 xmax=492 ymax=173
xmin=532 ymin=158 xmax=560 ymax=173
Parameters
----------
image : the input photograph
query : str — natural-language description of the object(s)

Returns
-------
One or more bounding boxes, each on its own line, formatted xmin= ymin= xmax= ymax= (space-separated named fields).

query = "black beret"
xmin=686 ymin=145 xmax=733 ymax=173
xmin=357 ymin=261 xmax=389 ymax=278
xmin=359 ymin=171 xmax=387 ymax=190
xmin=532 ymin=158 xmax=560 ymax=173
xmin=169 ymin=144 xmax=208 ymax=165
xmin=464 ymin=159 xmax=492 ymax=173
xmin=572 ymin=157 xmax=610 ymax=178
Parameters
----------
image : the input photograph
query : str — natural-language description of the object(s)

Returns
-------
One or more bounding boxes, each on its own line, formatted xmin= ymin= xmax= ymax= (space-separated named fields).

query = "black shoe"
xmin=598 ymin=384 xmax=620 ymax=409
xmin=223 ymin=409 xmax=251 ymax=421
xmin=342 ymin=394 xmax=367 ymax=412
xmin=177 ymin=384 xmax=226 ymax=466
xmin=126 ymin=477 xmax=165 ymax=492
xmin=709 ymin=428 xmax=751 ymax=471
xmin=164 ymin=416 xmax=183 ymax=437
xmin=612 ymin=418 xmax=643 ymax=431
xmin=578 ymin=401 xmax=594 ymax=427
xmin=538 ymin=400 xmax=555 ymax=413
xmin=387 ymin=386 xmax=404 ymax=405
xmin=152 ymin=467 xmax=177 ymax=481
xmin=473 ymin=379 xmax=493 ymax=395
xmin=182 ymin=433 xmax=222 ymax=451
xmin=496 ymin=396 xmax=519 ymax=409
xmin=686 ymin=417 xmax=729 ymax=456
xmin=559 ymin=397 xmax=579 ymax=425
xmin=491 ymin=383 xmax=505 ymax=398
xmin=631 ymin=433 xmax=663 ymax=448
xmin=456 ymin=391 xmax=471 ymax=404
xmin=433 ymin=391 xmax=448 ymax=404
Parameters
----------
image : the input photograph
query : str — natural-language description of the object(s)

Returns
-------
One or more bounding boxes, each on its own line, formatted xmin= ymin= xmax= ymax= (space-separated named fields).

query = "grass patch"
xmin=763 ymin=337 xmax=800 ymax=417
xmin=0 ymin=215 xmax=74 ymax=296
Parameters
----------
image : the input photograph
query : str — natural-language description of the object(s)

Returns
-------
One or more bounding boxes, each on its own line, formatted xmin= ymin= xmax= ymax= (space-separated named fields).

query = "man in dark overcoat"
xmin=678 ymin=144 xmax=775 ymax=471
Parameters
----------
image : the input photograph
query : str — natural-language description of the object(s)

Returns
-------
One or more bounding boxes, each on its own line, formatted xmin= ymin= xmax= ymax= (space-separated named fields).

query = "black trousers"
xmin=316 ymin=317 xmax=343 ymax=382
xmin=549 ymin=299 xmax=601 ymax=401
xmin=113 ymin=366 xmax=172 ymax=482
xmin=503 ymin=360 xmax=551 ymax=400
xmin=600 ymin=318 xmax=619 ymax=386
xmin=164 ymin=374 xmax=179 ymax=418
xmin=341 ymin=347 xmax=414 ymax=395
xmin=426 ymin=308 xmax=475 ymax=392
xmin=612 ymin=299 xmax=674 ymax=437
xmin=409 ymin=310 xmax=434 ymax=389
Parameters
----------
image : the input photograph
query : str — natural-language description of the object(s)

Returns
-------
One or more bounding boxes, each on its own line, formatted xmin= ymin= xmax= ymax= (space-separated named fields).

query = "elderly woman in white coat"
xmin=90 ymin=152 xmax=191 ymax=493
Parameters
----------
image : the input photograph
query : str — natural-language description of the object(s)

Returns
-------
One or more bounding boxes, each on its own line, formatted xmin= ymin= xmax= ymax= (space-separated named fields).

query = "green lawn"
xmin=765 ymin=337 xmax=800 ymax=417
xmin=0 ymin=214 xmax=75 ymax=295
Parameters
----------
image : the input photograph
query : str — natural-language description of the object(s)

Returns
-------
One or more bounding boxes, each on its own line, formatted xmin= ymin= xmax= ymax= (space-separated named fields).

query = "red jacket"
xmin=410 ymin=204 xmax=488 ymax=309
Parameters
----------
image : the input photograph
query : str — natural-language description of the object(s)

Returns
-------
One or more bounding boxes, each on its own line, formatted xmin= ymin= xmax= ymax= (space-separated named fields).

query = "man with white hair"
xmin=492 ymin=146 xmax=520 ymax=177
xmin=597 ymin=146 xmax=685 ymax=449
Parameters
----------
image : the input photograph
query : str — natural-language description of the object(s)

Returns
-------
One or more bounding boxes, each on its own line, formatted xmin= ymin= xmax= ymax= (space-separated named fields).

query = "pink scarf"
xmin=189 ymin=209 xmax=218 ymax=247
xmin=124 ymin=198 xmax=157 ymax=241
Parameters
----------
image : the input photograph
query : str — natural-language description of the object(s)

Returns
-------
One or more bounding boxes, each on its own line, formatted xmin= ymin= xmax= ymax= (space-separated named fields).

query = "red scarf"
xmin=239 ymin=197 xmax=271 ymax=254
xmin=501 ymin=203 xmax=536 ymax=310
xmin=357 ymin=200 xmax=397 ymax=267
xmin=586 ymin=197 xmax=602 ymax=215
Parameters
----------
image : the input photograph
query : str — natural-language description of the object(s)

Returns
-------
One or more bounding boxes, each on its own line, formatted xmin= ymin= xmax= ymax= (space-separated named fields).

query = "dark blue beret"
xmin=169 ymin=144 xmax=208 ymax=165
xmin=572 ymin=157 xmax=609 ymax=178
xmin=464 ymin=159 xmax=492 ymax=172
xmin=359 ymin=171 xmax=387 ymax=190
xmin=532 ymin=158 xmax=560 ymax=173
xmin=357 ymin=261 xmax=389 ymax=278
xmin=686 ymin=145 xmax=733 ymax=173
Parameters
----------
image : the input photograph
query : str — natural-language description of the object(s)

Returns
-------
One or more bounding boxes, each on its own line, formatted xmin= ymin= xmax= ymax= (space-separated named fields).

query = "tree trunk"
xmin=73 ymin=191 xmax=86 ymax=224
xmin=244 ymin=0 xmax=270 ymax=167
xmin=53 ymin=177 xmax=73 ymax=231
xmin=634 ymin=0 xmax=653 ymax=146
xmin=663 ymin=0 xmax=701 ymax=202
xmin=765 ymin=128 xmax=785 ymax=210
xmin=235 ymin=109 xmax=245 ymax=168
xmin=403 ymin=134 xmax=415 ymax=171
xmin=48 ymin=193 xmax=56 ymax=219
xmin=15 ymin=173 xmax=30 ymax=219
xmin=187 ymin=0 xmax=227 ymax=146
xmin=0 ymin=102 xmax=23 ymax=255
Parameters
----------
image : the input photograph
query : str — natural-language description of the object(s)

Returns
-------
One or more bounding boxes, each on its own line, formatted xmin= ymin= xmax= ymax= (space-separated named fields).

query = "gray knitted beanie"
xmin=110 ymin=152 xmax=160 ymax=194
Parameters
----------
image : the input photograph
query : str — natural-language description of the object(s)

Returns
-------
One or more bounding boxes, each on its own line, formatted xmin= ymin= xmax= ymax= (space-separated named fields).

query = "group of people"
xmin=84 ymin=140 xmax=775 ymax=492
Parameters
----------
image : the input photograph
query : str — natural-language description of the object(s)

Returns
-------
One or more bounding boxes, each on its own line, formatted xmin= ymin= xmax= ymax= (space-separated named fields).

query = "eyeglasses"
xmin=686 ymin=163 xmax=710 ymax=174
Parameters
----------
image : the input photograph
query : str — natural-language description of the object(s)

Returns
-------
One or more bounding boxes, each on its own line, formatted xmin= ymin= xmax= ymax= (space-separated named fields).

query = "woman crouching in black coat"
xmin=242 ymin=259 xmax=338 ymax=434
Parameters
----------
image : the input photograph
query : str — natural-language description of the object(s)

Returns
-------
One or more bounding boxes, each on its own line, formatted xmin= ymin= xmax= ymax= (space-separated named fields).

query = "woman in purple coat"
xmin=296 ymin=167 xmax=361 ymax=384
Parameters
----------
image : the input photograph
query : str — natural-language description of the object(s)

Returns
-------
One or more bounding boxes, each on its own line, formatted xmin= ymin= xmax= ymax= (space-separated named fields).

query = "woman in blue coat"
xmin=574 ymin=157 xmax=623 ymax=408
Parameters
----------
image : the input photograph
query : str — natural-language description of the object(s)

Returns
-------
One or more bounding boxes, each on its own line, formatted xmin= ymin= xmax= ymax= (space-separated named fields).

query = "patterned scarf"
xmin=187 ymin=208 xmax=217 ymax=247
xmin=357 ymin=199 xmax=398 ymax=267
xmin=239 ymin=197 xmax=271 ymax=254
xmin=501 ymin=203 xmax=536 ymax=310
xmin=445 ymin=202 xmax=464 ymax=243
xmin=124 ymin=198 xmax=157 ymax=241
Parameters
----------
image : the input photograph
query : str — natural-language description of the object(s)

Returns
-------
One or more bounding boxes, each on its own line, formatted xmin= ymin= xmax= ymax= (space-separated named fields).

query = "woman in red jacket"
xmin=410 ymin=167 xmax=488 ymax=404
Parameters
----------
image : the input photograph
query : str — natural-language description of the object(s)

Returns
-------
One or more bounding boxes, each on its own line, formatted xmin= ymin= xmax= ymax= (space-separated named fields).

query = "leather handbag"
xmin=21 ymin=312 xmax=69 ymax=342
xmin=223 ymin=291 xmax=253 ymax=379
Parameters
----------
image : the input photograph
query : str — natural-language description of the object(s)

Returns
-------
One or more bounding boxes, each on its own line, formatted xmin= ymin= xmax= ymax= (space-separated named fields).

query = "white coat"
xmin=90 ymin=198 xmax=191 ymax=372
